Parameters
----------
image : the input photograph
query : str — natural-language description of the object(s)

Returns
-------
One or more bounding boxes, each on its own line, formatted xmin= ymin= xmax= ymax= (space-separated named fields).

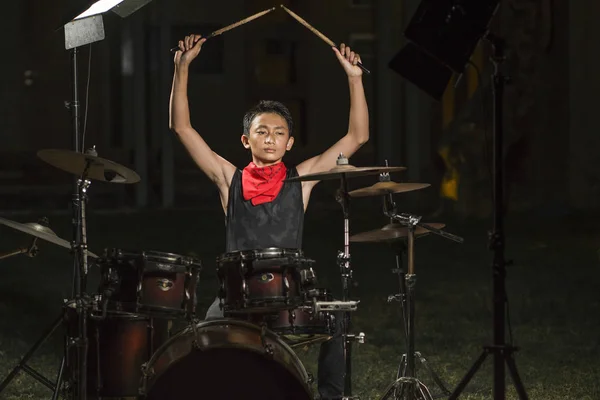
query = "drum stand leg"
xmin=0 ymin=313 xmax=65 ymax=397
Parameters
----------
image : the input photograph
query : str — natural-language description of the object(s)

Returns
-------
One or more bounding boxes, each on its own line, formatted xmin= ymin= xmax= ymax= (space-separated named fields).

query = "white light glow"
xmin=74 ymin=0 xmax=125 ymax=20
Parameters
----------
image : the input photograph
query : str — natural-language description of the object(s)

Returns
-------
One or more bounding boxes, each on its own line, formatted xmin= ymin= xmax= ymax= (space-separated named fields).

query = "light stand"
xmin=388 ymin=1 xmax=529 ymax=397
xmin=447 ymin=33 xmax=528 ymax=400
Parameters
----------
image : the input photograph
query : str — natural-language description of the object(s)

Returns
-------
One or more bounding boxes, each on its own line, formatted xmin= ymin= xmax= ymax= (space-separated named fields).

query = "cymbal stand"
xmin=0 ymin=312 xmax=66 ymax=397
xmin=378 ymin=168 xmax=409 ymax=339
xmin=0 ymin=219 xmax=66 ymax=399
xmin=334 ymin=154 xmax=362 ymax=400
xmin=60 ymin=40 xmax=94 ymax=399
xmin=66 ymin=153 xmax=94 ymax=400
xmin=379 ymin=210 xmax=463 ymax=400
xmin=0 ymin=238 xmax=39 ymax=260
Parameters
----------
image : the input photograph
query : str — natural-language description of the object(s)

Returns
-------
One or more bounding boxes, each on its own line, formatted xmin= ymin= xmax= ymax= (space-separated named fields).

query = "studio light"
xmin=389 ymin=0 xmax=500 ymax=101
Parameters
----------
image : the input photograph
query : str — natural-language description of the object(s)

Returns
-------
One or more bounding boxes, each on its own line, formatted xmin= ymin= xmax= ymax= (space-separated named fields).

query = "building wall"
xmin=0 ymin=0 xmax=382 ymax=210
xmin=6 ymin=0 xmax=594 ymax=213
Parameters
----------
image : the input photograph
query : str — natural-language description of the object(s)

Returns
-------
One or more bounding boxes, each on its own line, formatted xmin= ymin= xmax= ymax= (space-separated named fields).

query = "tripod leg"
xmin=392 ymin=354 xmax=407 ymax=399
xmin=396 ymin=354 xmax=407 ymax=380
xmin=417 ymin=380 xmax=434 ymax=400
xmin=505 ymin=353 xmax=529 ymax=400
xmin=448 ymin=350 xmax=488 ymax=400
xmin=0 ymin=314 xmax=63 ymax=393
xmin=51 ymin=356 xmax=66 ymax=400
xmin=416 ymin=352 xmax=452 ymax=395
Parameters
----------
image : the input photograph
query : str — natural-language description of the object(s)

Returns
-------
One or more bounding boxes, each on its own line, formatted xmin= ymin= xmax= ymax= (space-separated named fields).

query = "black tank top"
xmin=225 ymin=166 xmax=304 ymax=252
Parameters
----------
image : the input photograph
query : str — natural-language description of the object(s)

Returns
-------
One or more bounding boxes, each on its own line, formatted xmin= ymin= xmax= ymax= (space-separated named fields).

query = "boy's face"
xmin=241 ymin=112 xmax=294 ymax=166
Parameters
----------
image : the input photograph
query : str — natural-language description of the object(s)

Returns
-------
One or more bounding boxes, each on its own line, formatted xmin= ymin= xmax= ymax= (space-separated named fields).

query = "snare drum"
xmin=217 ymin=248 xmax=316 ymax=314
xmin=97 ymin=249 xmax=202 ymax=318
xmin=246 ymin=288 xmax=336 ymax=343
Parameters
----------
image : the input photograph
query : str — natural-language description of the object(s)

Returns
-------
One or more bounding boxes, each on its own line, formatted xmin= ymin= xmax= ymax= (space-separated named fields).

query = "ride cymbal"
xmin=349 ymin=182 xmax=430 ymax=197
xmin=350 ymin=223 xmax=446 ymax=243
xmin=0 ymin=216 xmax=98 ymax=258
xmin=37 ymin=149 xmax=140 ymax=184
xmin=285 ymin=165 xmax=406 ymax=182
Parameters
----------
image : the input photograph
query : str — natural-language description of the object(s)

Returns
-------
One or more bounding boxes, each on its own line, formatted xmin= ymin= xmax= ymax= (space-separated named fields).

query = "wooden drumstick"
xmin=280 ymin=5 xmax=371 ymax=74
xmin=170 ymin=7 xmax=276 ymax=52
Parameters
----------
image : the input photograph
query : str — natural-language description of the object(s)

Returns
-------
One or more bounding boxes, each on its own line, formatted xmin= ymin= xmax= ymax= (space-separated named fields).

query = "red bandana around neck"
xmin=242 ymin=162 xmax=288 ymax=206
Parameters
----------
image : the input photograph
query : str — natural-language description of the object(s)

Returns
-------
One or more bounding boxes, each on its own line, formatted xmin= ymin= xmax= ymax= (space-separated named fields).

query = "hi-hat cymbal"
xmin=37 ymin=149 xmax=140 ymax=184
xmin=349 ymin=182 xmax=431 ymax=197
xmin=0 ymin=216 xmax=98 ymax=258
xmin=285 ymin=165 xmax=406 ymax=182
xmin=350 ymin=222 xmax=446 ymax=243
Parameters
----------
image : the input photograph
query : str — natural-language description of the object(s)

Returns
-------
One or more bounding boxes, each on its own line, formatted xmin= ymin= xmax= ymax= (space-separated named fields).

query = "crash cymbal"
xmin=285 ymin=165 xmax=406 ymax=182
xmin=350 ymin=222 xmax=446 ymax=243
xmin=0 ymin=216 xmax=98 ymax=258
xmin=37 ymin=149 xmax=140 ymax=184
xmin=349 ymin=182 xmax=431 ymax=197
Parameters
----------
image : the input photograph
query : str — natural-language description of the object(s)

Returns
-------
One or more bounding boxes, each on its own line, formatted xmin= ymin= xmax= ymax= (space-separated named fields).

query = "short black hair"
xmin=243 ymin=100 xmax=293 ymax=137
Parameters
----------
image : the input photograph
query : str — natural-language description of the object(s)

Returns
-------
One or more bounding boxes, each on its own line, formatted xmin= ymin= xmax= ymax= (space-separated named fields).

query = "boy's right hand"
xmin=174 ymin=34 xmax=206 ymax=68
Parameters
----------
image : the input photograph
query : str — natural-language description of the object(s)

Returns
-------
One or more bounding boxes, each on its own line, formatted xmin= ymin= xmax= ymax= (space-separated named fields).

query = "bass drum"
xmin=140 ymin=319 xmax=313 ymax=400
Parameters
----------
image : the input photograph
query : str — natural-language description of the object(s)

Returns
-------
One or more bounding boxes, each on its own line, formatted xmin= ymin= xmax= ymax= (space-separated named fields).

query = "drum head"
xmin=217 ymin=247 xmax=309 ymax=265
xmin=102 ymin=248 xmax=203 ymax=269
xmin=146 ymin=348 xmax=311 ymax=400
xmin=142 ymin=319 xmax=313 ymax=400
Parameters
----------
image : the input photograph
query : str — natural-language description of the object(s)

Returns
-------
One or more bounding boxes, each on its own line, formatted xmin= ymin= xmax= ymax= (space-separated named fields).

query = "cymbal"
xmin=37 ymin=149 xmax=140 ymax=184
xmin=350 ymin=222 xmax=446 ymax=243
xmin=0 ymin=216 xmax=98 ymax=258
xmin=285 ymin=165 xmax=406 ymax=182
xmin=349 ymin=182 xmax=431 ymax=197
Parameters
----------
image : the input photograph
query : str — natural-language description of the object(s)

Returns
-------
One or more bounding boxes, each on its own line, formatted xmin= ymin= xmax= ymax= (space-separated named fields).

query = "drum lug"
xmin=300 ymin=267 xmax=317 ymax=287
xmin=241 ymin=279 xmax=249 ymax=307
xmin=139 ymin=362 xmax=155 ymax=395
xmin=283 ymin=275 xmax=290 ymax=304
xmin=191 ymin=319 xmax=205 ymax=350
xmin=260 ymin=324 xmax=274 ymax=357
xmin=137 ymin=281 xmax=143 ymax=305
xmin=288 ymin=310 xmax=296 ymax=333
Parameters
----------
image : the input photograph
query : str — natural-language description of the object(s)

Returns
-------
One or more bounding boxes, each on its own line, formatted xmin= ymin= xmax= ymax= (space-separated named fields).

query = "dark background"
xmin=0 ymin=0 xmax=599 ymax=399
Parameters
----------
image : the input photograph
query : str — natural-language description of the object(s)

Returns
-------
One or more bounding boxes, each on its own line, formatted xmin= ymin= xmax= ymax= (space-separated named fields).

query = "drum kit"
xmin=0 ymin=149 xmax=464 ymax=400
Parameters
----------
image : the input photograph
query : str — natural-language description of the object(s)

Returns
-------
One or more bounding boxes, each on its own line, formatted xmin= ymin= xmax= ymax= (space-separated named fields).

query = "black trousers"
xmin=205 ymin=296 xmax=345 ymax=399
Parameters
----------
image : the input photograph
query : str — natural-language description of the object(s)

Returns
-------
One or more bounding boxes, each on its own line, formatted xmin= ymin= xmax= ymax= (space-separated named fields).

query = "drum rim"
xmin=140 ymin=318 xmax=311 ymax=396
xmin=216 ymin=247 xmax=310 ymax=262
xmin=64 ymin=300 xmax=151 ymax=321
xmin=100 ymin=248 xmax=202 ymax=267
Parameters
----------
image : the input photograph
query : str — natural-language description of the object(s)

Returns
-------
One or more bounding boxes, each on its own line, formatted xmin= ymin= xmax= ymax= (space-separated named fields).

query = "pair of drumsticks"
xmin=170 ymin=5 xmax=370 ymax=74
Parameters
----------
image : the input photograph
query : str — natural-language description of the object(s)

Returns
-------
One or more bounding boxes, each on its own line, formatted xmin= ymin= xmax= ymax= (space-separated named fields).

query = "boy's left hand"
xmin=332 ymin=43 xmax=362 ymax=78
